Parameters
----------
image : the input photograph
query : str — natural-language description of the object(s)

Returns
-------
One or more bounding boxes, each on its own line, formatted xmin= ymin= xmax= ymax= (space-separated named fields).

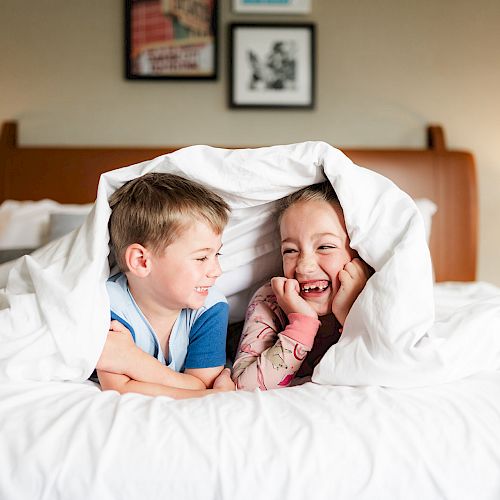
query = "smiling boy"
xmin=96 ymin=173 xmax=235 ymax=399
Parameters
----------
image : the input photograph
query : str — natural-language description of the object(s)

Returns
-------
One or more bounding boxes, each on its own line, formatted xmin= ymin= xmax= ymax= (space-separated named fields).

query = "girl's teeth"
xmin=301 ymin=283 xmax=329 ymax=292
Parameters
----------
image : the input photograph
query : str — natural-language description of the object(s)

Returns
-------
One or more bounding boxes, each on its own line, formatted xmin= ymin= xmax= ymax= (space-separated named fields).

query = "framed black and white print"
xmin=125 ymin=0 xmax=218 ymax=80
xmin=232 ymin=0 xmax=311 ymax=14
xmin=229 ymin=23 xmax=315 ymax=109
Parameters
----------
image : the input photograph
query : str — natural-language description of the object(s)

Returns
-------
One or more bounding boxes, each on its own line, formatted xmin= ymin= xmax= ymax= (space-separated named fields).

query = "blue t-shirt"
xmin=106 ymin=273 xmax=228 ymax=372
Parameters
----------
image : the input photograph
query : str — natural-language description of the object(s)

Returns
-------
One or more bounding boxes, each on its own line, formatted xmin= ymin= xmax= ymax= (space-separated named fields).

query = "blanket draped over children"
xmin=0 ymin=141 xmax=500 ymax=387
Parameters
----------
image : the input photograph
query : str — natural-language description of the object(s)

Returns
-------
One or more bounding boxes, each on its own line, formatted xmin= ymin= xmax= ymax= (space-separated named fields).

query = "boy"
xmin=96 ymin=173 xmax=235 ymax=399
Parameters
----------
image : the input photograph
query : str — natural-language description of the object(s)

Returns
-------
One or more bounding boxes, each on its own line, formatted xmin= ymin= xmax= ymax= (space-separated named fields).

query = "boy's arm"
xmin=182 ymin=300 xmax=229 ymax=389
xmin=184 ymin=366 xmax=224 ymax=389
xmin=97 ymin=321 xmax=206 ymax=390
xmin=97 ymin=368 xmax=234 ymax=400
xmin=232 ymin=284 xmax=320 ymax=391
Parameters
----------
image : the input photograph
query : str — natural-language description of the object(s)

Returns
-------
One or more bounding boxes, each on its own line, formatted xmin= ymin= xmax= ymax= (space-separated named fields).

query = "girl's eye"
xmin=318 ymin=245 xmax=336 ymax=251
xmin=282 ymin=248 xmax=297 ymax=255
xmin=196 ymin=256 xmax=208 ymax=262
xmin=216 ymin=252 xmax=222 ymax=257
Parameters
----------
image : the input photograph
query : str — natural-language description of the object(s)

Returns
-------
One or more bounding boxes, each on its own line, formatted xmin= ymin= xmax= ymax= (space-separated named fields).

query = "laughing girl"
xmin=232 ymin=182 xmax=371 ymax=390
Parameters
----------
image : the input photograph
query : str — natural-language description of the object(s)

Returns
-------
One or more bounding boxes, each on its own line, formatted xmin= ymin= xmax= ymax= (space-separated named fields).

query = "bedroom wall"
xmin=1 ymin=0 xmax=499 ymax=286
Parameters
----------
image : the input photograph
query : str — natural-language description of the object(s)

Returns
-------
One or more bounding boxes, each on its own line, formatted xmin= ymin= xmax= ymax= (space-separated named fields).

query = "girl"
xmin=232 ymin=182 xmax=371 ymax=390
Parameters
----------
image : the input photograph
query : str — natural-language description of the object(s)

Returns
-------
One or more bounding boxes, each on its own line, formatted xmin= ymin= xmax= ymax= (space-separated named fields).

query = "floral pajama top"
xmin=232 ymin=282 xmax=342 ymax=390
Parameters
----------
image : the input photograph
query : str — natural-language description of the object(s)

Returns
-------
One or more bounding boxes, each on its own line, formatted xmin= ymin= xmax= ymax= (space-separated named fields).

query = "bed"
xmin=0 ymin=121 xmax=499 ymax=500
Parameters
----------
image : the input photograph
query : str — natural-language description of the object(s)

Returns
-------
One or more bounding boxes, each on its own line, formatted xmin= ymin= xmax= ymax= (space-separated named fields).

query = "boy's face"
xmin=144 ymin=219 xmax=223 ymax=312
xmin=280 ymin=199 xmax=355 ymax=317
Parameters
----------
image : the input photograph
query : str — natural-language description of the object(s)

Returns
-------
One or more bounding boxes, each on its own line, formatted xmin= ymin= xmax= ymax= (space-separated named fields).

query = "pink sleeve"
xmin=232 ymin=283 xmax=320 ymax=391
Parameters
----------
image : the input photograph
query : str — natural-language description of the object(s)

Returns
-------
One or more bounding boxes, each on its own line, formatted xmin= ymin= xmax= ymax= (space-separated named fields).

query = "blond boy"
xmin=96 ymin=173 xmax=234 ymax=399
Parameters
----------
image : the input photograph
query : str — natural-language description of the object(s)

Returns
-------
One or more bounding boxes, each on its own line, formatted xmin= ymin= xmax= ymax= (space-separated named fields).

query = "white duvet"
xmin=0 ymin=142 xmax=500 ymax=499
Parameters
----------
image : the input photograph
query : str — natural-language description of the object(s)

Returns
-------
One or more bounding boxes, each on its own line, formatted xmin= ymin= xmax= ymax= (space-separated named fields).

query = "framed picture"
xmin=125 ymin=0 xmax=218 ymax=80
xmin=232 ymin=0 xmax=311 ymax=14
xmin=229 ymin=23 xmax=315 ymax=109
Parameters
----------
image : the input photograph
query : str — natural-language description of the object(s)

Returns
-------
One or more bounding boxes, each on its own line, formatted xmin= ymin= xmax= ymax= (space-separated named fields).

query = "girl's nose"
xmin=296 ymin=253 xmax=317 ymax=275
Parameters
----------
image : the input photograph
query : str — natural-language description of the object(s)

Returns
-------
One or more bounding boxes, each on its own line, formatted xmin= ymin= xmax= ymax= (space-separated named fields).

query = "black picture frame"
xmin=125 ymin=0 xmax=218 ymax=80
xmin=229 ymin=23 xmax=315 ymax=109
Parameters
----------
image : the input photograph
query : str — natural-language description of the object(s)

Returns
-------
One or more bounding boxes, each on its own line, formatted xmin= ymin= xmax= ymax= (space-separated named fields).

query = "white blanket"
xmin=1 ymin=359 xmax=500 ymax=499
xmin=2 ymin=283 xmax=500 ymax=500
xmin=1 ymin=141 xmax=499 ymax=386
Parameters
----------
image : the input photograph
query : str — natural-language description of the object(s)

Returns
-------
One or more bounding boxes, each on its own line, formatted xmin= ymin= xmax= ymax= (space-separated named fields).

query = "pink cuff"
xmin=282 ymin=313 xmax=321 ymax=349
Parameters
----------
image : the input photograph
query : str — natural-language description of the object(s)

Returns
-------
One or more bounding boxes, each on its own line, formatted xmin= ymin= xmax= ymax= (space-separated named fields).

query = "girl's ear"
xmin=124 ymin=244 xmax=152 ymax=277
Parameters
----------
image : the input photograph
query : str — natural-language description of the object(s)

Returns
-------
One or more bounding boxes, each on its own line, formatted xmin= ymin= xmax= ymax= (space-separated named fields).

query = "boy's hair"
xmin=276 ymin=181 xmax=341 ymax=223
xmin=109 ymin=173 xmax=230 ymax=271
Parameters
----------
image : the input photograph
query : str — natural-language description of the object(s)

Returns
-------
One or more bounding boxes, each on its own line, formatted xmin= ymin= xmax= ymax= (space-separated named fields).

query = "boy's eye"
xmin=282 ymin=248 xmax=297 ymax=255
xmin=216 ymin=252 xmax=222 ymax=257
xmin=318 ymin=245 xmax=336 ymax=251
xmin=196 ymin=256 xmax=209 ymax=262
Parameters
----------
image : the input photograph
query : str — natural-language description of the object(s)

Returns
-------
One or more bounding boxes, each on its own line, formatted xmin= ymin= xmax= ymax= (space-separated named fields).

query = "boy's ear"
xmin=124 ymin=244 xmax=152 ymax=277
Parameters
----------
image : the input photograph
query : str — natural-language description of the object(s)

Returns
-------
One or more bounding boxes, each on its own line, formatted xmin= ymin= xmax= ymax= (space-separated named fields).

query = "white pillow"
xmin=0 ymin=199 xmax=93 ymax=249
xmin=414 ymin=198 xmax=437 ymax=244
xmin=48 ymin=212 xmax=89 ymax=242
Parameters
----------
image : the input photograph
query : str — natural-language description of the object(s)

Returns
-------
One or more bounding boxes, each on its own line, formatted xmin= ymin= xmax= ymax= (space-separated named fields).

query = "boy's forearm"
xmin=118 ymin=379 xmax=227 ymax=400
xmin=112 ymin=348 xmax=206 ymax=390
xmin=98 ymin=369 xmax=225 ymax=399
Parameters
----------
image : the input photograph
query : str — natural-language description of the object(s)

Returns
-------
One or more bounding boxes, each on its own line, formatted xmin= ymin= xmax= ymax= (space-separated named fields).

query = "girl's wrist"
xmin=285 ymin=306 xmax=317 ymax=320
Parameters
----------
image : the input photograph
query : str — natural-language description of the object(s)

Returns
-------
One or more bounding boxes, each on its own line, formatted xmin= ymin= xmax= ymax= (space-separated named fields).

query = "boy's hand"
xmin=96 ymin=320 xmax=137 ymax=374
xmin=212 ymin=368 xmax=235 ymax=392
xmin=332 ymin=258 xmax=372 ymax=326
xmin=271 ymin=277 xmax=318 ymax=319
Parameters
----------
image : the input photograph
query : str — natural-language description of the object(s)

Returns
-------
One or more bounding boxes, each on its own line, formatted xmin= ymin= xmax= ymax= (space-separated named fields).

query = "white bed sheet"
xmin=1 ymin=282 xmax=499 ymax=500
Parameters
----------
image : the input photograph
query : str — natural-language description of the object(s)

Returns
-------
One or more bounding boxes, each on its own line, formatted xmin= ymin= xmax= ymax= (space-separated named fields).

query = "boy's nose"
xmin=208 ymin=258 xmax=222 ymax=278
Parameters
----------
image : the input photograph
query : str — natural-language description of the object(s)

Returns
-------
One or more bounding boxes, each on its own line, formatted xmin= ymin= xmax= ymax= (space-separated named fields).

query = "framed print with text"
xmin=125 ymin=0 xmax=218 ymax=80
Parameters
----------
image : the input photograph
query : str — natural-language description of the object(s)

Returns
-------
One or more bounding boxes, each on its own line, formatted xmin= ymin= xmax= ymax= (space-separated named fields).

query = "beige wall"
xmin=1 ymin=0 xmax=499 ymax=285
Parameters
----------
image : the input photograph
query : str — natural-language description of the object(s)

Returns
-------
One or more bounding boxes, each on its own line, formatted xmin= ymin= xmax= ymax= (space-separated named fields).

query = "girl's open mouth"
xmin=299 ymin=280 xmax=331 ymax=297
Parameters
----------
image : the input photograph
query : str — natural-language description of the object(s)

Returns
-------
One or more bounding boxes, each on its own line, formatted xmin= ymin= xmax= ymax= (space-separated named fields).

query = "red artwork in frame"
xmin=125 ymin=0 xmax=218 ymax=80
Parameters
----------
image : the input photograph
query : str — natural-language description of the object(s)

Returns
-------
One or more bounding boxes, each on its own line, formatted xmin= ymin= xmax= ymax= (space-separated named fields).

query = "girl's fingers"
xmin=284 ymin=278 xmax=300 ymax=296
xmin=344 ymin=258 xmax=369 ymax=280
xmin=272 ymin=277 xmax=301 ymax=298
xmin=271 ymin=277 xmax=286 ymax=296
xmin=338 ymin=269 xmax=350 ymax=285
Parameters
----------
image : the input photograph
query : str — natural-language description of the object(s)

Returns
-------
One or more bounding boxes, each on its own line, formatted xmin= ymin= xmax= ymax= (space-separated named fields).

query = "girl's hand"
xmin=332 ymin=258 xmax=372 ymax=326
xmin=96 ymin=320 xmax=137 ymax=374
xmin=271 ymin=277 xmax=318 ymax=319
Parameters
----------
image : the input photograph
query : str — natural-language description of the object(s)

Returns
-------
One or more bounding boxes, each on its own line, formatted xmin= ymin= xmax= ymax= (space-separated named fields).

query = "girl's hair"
xmin=276 ymin=181 xmax=341 ymax=223
xmin=109 ymin=173 xmax=230 ymax=271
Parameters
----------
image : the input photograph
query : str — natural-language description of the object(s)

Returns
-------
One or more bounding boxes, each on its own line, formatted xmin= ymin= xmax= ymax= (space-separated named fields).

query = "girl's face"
xmin=279 ymin=199 xmax=355 ymax=317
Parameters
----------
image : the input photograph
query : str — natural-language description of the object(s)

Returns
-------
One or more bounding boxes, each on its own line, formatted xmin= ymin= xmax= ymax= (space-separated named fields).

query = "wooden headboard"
xmin=0 ymin=121 xmax=477 ymax=282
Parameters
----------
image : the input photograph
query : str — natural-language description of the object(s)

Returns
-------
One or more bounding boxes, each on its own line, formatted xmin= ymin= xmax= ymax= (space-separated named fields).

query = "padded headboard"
xmin=0 ymin=121 xmax=477 ymax=282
